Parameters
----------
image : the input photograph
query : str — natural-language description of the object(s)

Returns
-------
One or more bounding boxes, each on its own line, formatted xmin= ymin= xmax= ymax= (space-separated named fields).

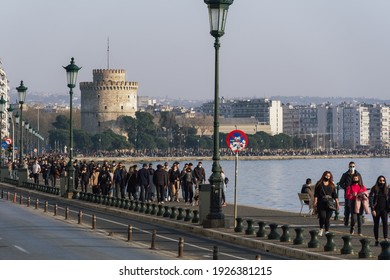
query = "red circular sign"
xmin=226 ymin=130 xmax=248 ymax=153
xmin=5 ymin=138 xmax=12 ymax=145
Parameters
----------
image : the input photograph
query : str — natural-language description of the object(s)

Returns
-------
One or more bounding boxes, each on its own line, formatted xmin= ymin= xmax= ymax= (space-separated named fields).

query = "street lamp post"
xmin=63 ymin=57 xmax=81 ymax=198
xmin=24 ymin=122 xmax=29 ymax=156
xmin=0 ymin=95 xmax=7 ymax=166
xmin=7 ymin=107 xmax=15 ymax=162
xmin=203 ymin=0 xmax=233 ymax=228
xmin=16 ymin=81 xmax=27 ymax=167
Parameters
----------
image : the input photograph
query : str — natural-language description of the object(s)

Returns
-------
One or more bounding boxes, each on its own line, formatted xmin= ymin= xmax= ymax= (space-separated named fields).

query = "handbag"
xmin=322 ymin=186 xmax=337 ymax=211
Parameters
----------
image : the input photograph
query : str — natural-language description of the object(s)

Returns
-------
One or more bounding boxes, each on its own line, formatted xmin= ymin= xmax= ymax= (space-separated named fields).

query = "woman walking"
xmin=346 ymin=174 xmax=367 ymax=236
xmin=313 ymin=171 xmax=340 ymax=236
xmin=369 ymin=175 xmax=390 ymax=246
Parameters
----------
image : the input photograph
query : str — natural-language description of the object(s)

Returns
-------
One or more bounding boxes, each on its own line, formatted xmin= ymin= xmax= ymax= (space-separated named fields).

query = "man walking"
xmin=32 ymin=158 xmax=41 ymax=185
xmin=153 ymin=164 xmax=169 ymax=204
xmin=339 ymin=161 xmax=363 ymax=226
xmin=137 ymin=163 xmax=150 ymax=202
xmin=193 ymin=161 xmax=206 ymax=188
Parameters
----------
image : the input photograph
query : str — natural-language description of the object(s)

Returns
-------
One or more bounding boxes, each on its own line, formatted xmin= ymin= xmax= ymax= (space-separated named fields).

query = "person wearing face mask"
xmin=369 ymin=175 xmax=390 ymax=246
xmin=313 ymin=171 xmax=340 ymax=237
xmin=338 ymin=161 xmax=363 ymax=227
xmin=346 ymin=174 xmax=367 ymax=236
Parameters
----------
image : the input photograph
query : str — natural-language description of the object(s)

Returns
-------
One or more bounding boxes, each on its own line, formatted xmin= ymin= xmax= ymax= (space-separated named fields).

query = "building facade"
xmin=200 ymin=98 xmax=283 ymax=135
xmin=79 ymin=69 xmax=138 ymax=135
xmin=0 ymin=60 xmax=10 ymax=140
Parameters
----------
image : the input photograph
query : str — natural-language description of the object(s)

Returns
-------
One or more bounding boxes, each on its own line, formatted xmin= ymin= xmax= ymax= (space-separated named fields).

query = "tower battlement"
xmin=92 ymin=69 xmax=126 ymax=82
xmin=80 ymin=68 xmax=138 ymax=135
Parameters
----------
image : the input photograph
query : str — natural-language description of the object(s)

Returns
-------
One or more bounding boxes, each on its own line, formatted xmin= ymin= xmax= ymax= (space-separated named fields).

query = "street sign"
xmin=1 ymin=142 xmax=7 ymax=149
xmin=226 ymin=130 xmax=248 ymax=153
xmin=5 ymin=138 xmax=12 ymax=145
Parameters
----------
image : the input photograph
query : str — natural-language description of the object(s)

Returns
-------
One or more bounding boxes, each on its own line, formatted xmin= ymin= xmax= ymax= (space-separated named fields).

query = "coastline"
xmin=75 ymin=154 xmax=382 ymax=165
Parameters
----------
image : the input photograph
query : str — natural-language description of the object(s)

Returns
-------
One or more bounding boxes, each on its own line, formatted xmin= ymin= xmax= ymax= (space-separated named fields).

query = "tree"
xmin=52 ymin=115 xmax=70 ymax=130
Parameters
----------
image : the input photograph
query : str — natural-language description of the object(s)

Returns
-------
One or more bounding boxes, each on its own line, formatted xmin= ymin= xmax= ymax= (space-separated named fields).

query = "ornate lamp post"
xmin=16 ymin=81 xmax=27 ymax=167
xmin=0 ymin=95 xmax=6 ymax=166
xmin=24 ymin=122 xmax=29 ymax=156
xmin=203 ymin=0 xmax=233 ymax=228
xmin=7 ymin=106 xmax=15 ymax=162
xmin=63 ymin=57 xmax=81 ymax=198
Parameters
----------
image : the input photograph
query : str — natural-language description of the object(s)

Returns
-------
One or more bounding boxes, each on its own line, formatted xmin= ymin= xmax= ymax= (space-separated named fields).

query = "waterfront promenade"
xmin=0 ymin=179 xmax=385 ymax=260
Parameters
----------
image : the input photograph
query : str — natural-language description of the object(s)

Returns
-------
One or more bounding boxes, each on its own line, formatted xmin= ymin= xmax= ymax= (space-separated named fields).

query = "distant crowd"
xmin=7 ymin=154 xmax=228 ymax=207
xmin=77 ymin=147 xmax=390 ymax=159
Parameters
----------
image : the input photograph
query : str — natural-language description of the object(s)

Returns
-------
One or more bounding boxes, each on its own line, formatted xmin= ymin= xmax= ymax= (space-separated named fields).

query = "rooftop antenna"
xmin=107 ymin=37 xmax=110 ymax=69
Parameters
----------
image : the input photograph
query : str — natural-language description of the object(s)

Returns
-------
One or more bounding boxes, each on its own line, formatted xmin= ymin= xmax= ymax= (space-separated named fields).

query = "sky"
xmin=2 ymin=0 xmax=390 ymax=101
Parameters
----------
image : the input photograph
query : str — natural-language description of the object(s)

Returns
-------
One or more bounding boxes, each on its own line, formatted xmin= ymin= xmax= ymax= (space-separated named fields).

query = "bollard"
xmin=150 ymin=230 xmax=156 ymax=250
xmin=324 ymin=232 xmax=337 ymax=252
xmin=234 ymin=217 xmax=243 ymax=232
xmin=65 ymin=207 xmax=69 ymax=220
xmin=184 ymin=209 xmax=192 ymax=222
xmin=163 ymin=206 xmax=171 ymax=218
xmin=144 ymin=202 xmax=150 ymax=214
xmin=19 ymin=194 xmax=23 ymax=205
xmin=178 ymin=237 xmax=184 ymax=258
xmin=308 ymin=230 xmax=320 ymax=248
xmin=170 ymin=207 xmax=177 ymax=219
xmin=157 ymin=204 xmax=164 ymax=216
xmin=127 ymin=225 xmax=132 ymax=242
xmin=115 ymin=197 xmax=120 ymax=207
xmin=267 ymin=223 xmax=280 ymax=240
xmin=280 ymin=225 xmax=291 ymax=242
xmin=92 ymin=214 xmax=97 ymax=229
xmin=27 ymin=197 xmax=31 ymax=207
xmin=35 ymin=198 xmax=39 ymax=210
xmin=255 ymin=255 xmax=262 ymax=260
xmin=0 ymin=190 xmax=3 ymax=199
xmin=7 ymin=191 xmax=10 ymax=201
xmin=245 ymin=219 xmax=255 ymax=235
xmin=13 ymin=193 xmax=17 ymax=203
xmin=340 ymin=235 xmax=354 ymax=255
xmin=192 ymin=210 xmax=199 ymax=223
xmin=213 ymin=246 xmax=219 ymax=260
xmin=139 ymin=202 xmax=146 ymax=213
xmin=177 ymin=208 xmax=185 ymax=220
xmin=293 ymin=228 xmax=305 ymax=245
xmin=44 ymin=201 xmax=48 ymax=212
xmin=150 ymin=204 xmax=157 ymax=215
xmin=134 ymin=201 xmax=140 ymax=211
xmin=256 ymin=221 xmax=266 ymax=238
xmin=358 ymin=238 xmax=372 ymax=259
xmin=54 ymin=204 xmax=58 ymax=216
xmin=378 ymin=241 xmax=390 ymax=260
xmin=78 ymin=210 xmax=83 ymax=224
xmin=128 ymin=200 xmax=135 ymax=210
xmin=123 ymin=199 xmax=130 ymax=210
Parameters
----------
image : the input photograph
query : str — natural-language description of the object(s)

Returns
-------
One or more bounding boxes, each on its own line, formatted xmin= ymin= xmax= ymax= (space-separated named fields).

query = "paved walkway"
xmin=159 ymin=198 xmax=382 ymax=260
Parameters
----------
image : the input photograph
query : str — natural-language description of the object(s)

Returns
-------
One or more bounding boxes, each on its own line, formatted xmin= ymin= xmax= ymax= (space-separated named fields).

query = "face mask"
xmin=353 ymin=180 xmax=359 ymax=183
xmin=349 ymin=167 xmax=355 ymax=172
xmin=323 ymin=178 xmax=329 ymax=182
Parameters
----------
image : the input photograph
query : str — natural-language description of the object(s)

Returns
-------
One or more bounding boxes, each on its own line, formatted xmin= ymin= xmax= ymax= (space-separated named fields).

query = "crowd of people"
xmin=301 ymin=161 xmax=390 ymax=246
xmin=11 ymin=155 xmax=228 ymax=208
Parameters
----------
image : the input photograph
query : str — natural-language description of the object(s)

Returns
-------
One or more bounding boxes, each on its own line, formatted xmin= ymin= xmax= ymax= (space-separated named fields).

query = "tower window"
xmin=121 ymin=106 xmax=124 ymax=110
xmin=105 ymin=106 xmax=107 ymax=110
